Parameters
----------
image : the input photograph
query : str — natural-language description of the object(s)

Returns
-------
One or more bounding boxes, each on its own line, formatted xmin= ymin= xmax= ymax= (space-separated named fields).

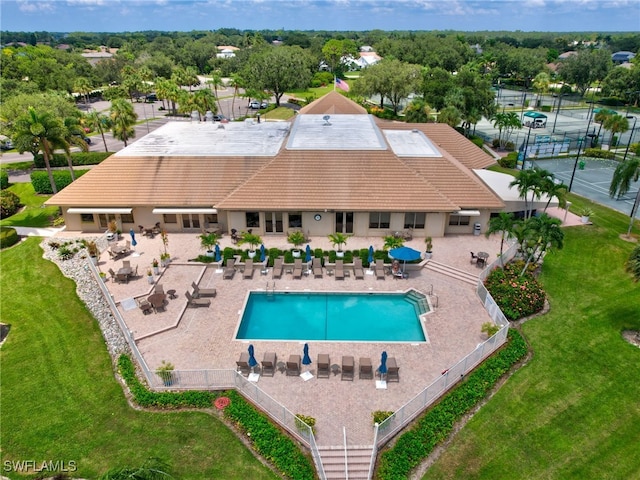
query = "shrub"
xmin=33 ymin=151 xmax=111 ymax=168
xmin=0 ymin=190 xmax=21 ymax=218
xmin=295 ymin=414 xmax=316 ymax=434
xmin=57 ymin=245 xmax=75 ymax=260
xmin=31 ymin=169 xmax=89 ymax=194
xmin=583 ymin=148 xmax=615 ymax=159
xmin=540 ymin=105 xmax=551 ymax=112
xmin=0 ymin=170 xmax=8 ymax=190
xmin=469 ymin=135 xmax=484 ymax=148
xmin=0 ymin=228 xmax=19 ymax=249
xmin=483 ymin=260 xmax=546 ymax=320
xmin=373 ymin=410 xmax=394 ymax=425
xmin=631 ymin=143 xmax=640 ymax=156
xmin=498 ymin=152 xmax=518 ymax=169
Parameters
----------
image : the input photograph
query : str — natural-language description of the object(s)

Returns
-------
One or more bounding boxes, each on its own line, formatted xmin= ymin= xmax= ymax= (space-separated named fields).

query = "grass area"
xmin=0 ymin=238 xmax=279 ymax=479
xmin=423 ymin=203 xmax=640 ymax=478
xmin=0 ymin=182 xmax=60 ymax=228
xmin=1 ymin=160 xmax=34 ymax=171
xmin=262 ymin=106 xmax=297 ymax=121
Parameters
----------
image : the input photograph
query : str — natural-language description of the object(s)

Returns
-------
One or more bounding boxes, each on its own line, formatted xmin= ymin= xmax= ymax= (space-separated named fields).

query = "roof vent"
xmin=412 ymin=129 xmax=419 ymax=133
xmin=322 ymin=115 xmax=331 ymax=126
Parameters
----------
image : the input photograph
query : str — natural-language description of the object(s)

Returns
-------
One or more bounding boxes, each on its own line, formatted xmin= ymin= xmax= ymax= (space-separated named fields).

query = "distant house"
xmin=611 ymin=51 xmax=636 ymax=64
xmin=216 ymin=46 xmax=238 ymax=59
xmin=558 ymin=51 xmax=578 ymax=60
xmin=81 ymin=46 xmax=117 ymax=66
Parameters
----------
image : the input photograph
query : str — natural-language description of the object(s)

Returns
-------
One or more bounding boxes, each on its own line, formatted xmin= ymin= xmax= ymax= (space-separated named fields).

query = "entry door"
xmin=182 ymin=214 xmax=200 ymax=230
xmin=265 ymin=212 xmax=284 ymax=233
xmin=335 ymin=212 xmax=354 ymax=234
xmin=98 ymin=214 xmax=116 ymax=229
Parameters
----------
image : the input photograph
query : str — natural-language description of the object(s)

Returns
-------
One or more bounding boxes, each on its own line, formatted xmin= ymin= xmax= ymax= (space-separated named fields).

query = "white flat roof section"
xmin=286 ymin=114 xmax=388 ymax=150
xmin=383 ymin=129 xmax=442 ymax=157
xmin=114 ymin=121 xmax=290 ymax=157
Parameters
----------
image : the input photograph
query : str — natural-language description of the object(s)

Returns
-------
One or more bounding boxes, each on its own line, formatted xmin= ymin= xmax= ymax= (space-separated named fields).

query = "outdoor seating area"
xmin=139 ymin=223 xmax=162 ymax=238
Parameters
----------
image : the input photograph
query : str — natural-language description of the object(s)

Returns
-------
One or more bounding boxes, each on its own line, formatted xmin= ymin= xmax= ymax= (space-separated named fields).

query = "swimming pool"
xmin=236 ymin=291 xmax=429 ymax=342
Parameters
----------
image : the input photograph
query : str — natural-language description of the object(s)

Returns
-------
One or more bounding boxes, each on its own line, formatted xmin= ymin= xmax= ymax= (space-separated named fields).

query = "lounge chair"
xmin=353 ymin=258 xmax=364 ymax=279
xmin=359 ymin=357 xmax=373 ymax=379
xmin=223 ymin=259 xmax=236 ymax=279
xmin=261 ymin=352 xmax=277 ymax=377
xmin=236 ymin=352 xmax=250 ymax=376
xmin=312 ymin=257 xmax=323 ymax=278
xmin=286 ymin=354 xmax=301 ymax=376
xmin=243 ymin=259 xmax=255 ymax=279
xmin=375 ymin=259 xmax=386 ymax=280
xmin=184 ymin=291 xmax=211 ymax=308
xmin=272 ymin=257 xmax=283 ymax=279
xmin=335 ymin=260 xmax=345 ymax=280
xmin=317 ymin=354 xmax=330 ymax=379
xmin=387 ymin=357 xmax=399 ymax=382
xmin=191 ymin=281 xmax=216 ymax=298
xmin=341 ymin=355 xmax=354 ymax=381
xmin=292 ymin=258 xmax=303 ymax=279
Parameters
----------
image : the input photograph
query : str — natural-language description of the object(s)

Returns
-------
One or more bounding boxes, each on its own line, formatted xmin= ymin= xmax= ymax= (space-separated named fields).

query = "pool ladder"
xmin=266 ymin=281 xmax=276 ymax=298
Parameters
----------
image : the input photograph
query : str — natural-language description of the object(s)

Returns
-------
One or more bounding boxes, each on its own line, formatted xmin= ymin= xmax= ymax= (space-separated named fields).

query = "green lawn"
xmin=0 ymin=182 xmax=60 ymax=228
xmin=0 ymin=238 xmax=279 ymax=480
xmin=423 ymin=203 xmax=640 ymax=479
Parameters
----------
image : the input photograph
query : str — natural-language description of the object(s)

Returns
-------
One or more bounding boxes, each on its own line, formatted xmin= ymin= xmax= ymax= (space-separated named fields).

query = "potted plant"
xmin=107 ymin=219 xmax=118 ymax=241
xmin=146 ymin=268 xmax=154 ymax=284
xmin=156 ymin=360 xmax=175 ymax=387
xmin=198 ymin=232 xmax=220 ymax=257
xmin=237 ymin=232 xmax=263 ymax=258
xmin=160 ymin=252 xmax=171 ymax=267
xmin=424 ymin=236 xmax=433 ymax=259
xmin=99 ymin=271 xmax=107 ymax=282
xmin=288 ymin=230 xmax=306 ymax=257
xmin=160 ymin=229 xmax=170 ymax=264
xmin=152 ymin=258 xmax=159 ymax=275
xmin=86 ymin=240 xmax=100 ymax=265
xmin=481 ymin=322 xmax=500 ymax=338
xmin=328 ymin=232 xmax=350 ymax=258
xmin=579 ymin=207 xmax=593 ymax=224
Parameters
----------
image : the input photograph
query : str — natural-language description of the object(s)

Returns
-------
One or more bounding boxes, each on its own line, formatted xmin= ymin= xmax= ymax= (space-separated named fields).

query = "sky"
xmin=1 ymin=0 xmax=639 ymax=33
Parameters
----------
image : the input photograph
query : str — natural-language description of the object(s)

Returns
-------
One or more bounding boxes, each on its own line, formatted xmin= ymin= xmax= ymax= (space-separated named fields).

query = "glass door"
xmin=181 ymin=214 xmax=200 ymax=230
xmin=265 ymin=212 xmax=284 ymax=233
xmin=335 ymin=212 xmax=354 ymax=234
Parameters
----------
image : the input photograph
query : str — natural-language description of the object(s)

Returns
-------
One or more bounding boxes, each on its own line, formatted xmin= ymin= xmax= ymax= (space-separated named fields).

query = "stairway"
xmin=424 ymin=260 xmax=479 ymax=285
xmin=318 ymin=445 xmax=374 ymax=480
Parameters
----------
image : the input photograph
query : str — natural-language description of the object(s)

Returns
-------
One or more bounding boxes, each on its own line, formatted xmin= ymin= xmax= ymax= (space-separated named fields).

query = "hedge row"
xmin=583 ymin=148 xmax=616 ymax=160
xmin=117 ymin=355 xmax=316 ymax=479
xmin=0 ymin=228 xmax=20 ymax=249
xmin=31 ymin=169 xmax=89 ymax=194
xmin=33 ymin=151 xmax=111 ymax=168
xmin=0 ymin=170 xmax=8 ymax=190
xmin=223 ymin=390 xmax=316 ymax=480
xmin=376 ymin=329 xmax=527 ymax=480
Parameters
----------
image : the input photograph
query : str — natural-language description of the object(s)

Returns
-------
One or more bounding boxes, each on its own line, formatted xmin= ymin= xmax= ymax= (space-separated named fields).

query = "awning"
xmin=67 ymin=207 xmax=132 ymax=214
xmin=451 ymin=210 xmax=481 ymax=216
xmin=152 ymin=208 xmax=217 ymax=214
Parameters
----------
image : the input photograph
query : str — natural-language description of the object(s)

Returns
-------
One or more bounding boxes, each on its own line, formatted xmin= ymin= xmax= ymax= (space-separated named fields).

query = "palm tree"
xmin=510 ymin=168 xmax=545 ymax=219
xmin=229 ymin=73 xmax=245 ymax=120
xmin=74 ymin=77 xmax=92 ymax=110
xmin=86 ymin=110 xmax=113 ymax=152
xmin=537 ymin=170 xmax=568 ymax=211
xmin=206 ymin=71 xmax=225 ymax=117
xmin=59 ymin=116 xmax=90 ymax=181
xmin=609 ymin=157 xmax=639 ymax=199
xmin=192 ymin=89 xmax=217 ymax=120
xmin=110 ymin=99 xmax=137 ymax=147
xmin=603 ymin=114 xmax=629 ymax=149
xmin=437 ymin=105 xmax=461 ymax=128
xmin=532 ymin=72 xmax=550 ymax=108
xmin=485 ymin=212 xmax=516 ymax=266
xmin=626 ymin=244 xmax=640 ymax=282
xmin=518 ymin=213 xmax=564 ymax=276
xmin=594 ymin=109 xmax=613 ymax=148
xmin=13 ymin=107 xmax=65 ymax=194
xmin=492 ymin=112 xmax=522 ymax=149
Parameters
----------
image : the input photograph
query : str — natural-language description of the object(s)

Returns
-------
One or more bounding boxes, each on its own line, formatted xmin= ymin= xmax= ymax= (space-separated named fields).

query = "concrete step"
xmin=318 ymin=446 xmax=373 ymax=480
xmin=425 ymin=260 xmax=479 ymax=285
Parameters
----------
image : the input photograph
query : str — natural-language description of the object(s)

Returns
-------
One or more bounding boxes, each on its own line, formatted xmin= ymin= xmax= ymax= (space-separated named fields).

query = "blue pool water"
xmin=236 ymin=291 xmax=427 ymax=342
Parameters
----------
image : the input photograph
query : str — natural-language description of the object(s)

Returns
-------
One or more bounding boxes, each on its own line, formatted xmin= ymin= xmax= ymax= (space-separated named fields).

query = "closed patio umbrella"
xmin=305 ymin=244 xmax=312 ymax=263
xmin=248 ymin=344 xmax=258 ymax=373
xmin=302 ymin=343 xmax=312 ymax=370
xmin=214 ymin=244 xmax=221 ymax=262
xmin=378 ymin=351 xmax=388 ymax=380
xmin=260 ymin=244 xmax=266 ymax=262
xmin=368 ymin=245 xmax=374 ymax=266
xmin=129 ymin=228 xmax=137 ymax=250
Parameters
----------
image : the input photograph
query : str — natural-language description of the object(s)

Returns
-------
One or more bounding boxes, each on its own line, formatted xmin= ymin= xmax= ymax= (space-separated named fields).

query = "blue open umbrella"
xmin=305 ymin=244 xmax=312 ymax=263
xmin=302 ymin=343 xmax=312 ymax=367
xmin=260 ymin=244 xmax=266 ymax=262
xmin=129 ymin=228 xmax=137 ymax=249
xmin=388 ymin=246 xmax=422 ymax=272
xmin=214 ymin=244 xmax=221 ymax=262
xmin=248 ymin=344 xmax=258 ymax=372
xmin=378 ymin=351 xmax=388 ymax=379
xmin=368 ymin=245 xmax=374 ymax=265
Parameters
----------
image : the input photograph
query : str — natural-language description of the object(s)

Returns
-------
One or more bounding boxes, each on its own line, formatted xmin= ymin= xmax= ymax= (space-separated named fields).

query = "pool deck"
xmin=79 ymin=208 xmax=580 ymax=448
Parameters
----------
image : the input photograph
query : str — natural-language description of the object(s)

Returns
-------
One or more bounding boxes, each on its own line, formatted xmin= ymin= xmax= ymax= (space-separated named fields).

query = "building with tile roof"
xmin=47 ymin=92 xmax=507 ymax=237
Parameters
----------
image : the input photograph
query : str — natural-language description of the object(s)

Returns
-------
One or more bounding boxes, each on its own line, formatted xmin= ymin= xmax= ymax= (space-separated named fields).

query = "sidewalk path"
xmin=12 ymin=226 xmax=66 ymax=237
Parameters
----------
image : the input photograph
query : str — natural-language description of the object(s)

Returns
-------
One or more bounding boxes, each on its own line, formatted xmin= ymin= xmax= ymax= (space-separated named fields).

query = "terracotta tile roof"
xmin=298 ymin=91 xmax=368 ymax=115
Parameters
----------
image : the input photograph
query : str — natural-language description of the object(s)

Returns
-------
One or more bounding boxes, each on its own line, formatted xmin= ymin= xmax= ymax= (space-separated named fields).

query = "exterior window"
xmin=80 ymin=213 xmax=94 ymax=223
xmin=288 ymin=212 xmax=302 ymax=228
xmin=369 ymin=212 xmax=390 ymax=229
xmin=163 ymin=214 xmax=177 ymax=224
xmin=121 ymin=213 xmax=134 ymax=224
xmin=246 ymin=212 xmax=260 ymax=228
xmin=204 ymin=213 xmax=218 ymax=225
xmin=448 ymin=215 xmax=470 ymax=226
xmin=404 ymin=212 xmax=426 ymax=229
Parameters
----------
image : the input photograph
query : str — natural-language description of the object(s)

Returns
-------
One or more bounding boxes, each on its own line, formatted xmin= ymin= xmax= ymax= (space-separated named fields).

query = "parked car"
xmin=0 ymin=138 xmax=14 ymax=150
xmin=73 ymin=134 xmax=92 ymax=145
xmin=212 ymin=114 xmax=228 ymax=122
xmin=249 ymin=101 xmax=268 ymax=109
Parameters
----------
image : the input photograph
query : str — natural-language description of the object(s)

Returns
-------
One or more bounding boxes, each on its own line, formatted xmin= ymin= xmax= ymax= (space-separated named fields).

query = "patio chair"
xmin=236 ymin=352 xmax=250 ymax=376
xmin=375 ymin=259 xmax=386 ymax=280
xmin=286 ymin=354 xmax=301 ymax=376
xmin=272 ymin=257 xmax=283 ymax=279
xmin=116 ymin=272 xmax=129 ymax=284
xmin=386 ymin=357 xmax=399 ymax=382
xmin=341 ymin=355 xmax=354 ymax=381
xmin=138 ymin=299 xmax=153 ymax=315
xmin=191 ymin=281 xmax=216 ymax=298
xmin=312 ymin=257 xmax=323 ymax=278
xmin=123 ymin=260 xmax=131 ymax=270
xmin=223 ymin=259 xmax=236 ymax=279
xmin=154 ymin=283 xmax=164 ymax=294
xmin=184 ymin=291 xmax=211 ymax=308
xmin=261 ymin=352 xmax=277 ymax=377
xmin=108 ymin=268 xmax=117 ymax=281
xmin=243 ymin=259 xmax=255 ymax=279
xmin=335 ymin=260 xmax=345 ymax=280
xmin=125 ymin=240 xmax=131 ymax=251
xmin=317 ymin=354 xmax=330 ymax=379
xmin=359 ymin=357 xmax=373 ymax=379
xmin=470 ymin=251 xmax=478 ymax=264
xmin=292 ymin=258 xmax=303 ymax=279
xmin=353 ymin=258 xmax=364 ymax=279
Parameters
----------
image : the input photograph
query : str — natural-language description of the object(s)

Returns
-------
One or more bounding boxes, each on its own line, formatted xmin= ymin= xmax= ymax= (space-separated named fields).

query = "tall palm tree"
xmin=206 ymin=71 xmax=225 ymax=117
xmin=521 ymin=213 xmax=564 ymax=275
xmin=192 ymin=89 xmax=217 ymax=120
xmin=510 ymin=168 xmax=545 ymax=219
xmin=86 ymin=110 xmax=113 ymax=152
xmin=58 ymin=116 xmax=90 ymax=181
xmin=110 ymin=99 xmax=137 ymax=147
xmin=13 ymin=107 xmax=64 ymax=194
xmin=603 ymin=114 xmax=629 ymax=149
xmin=609 ymin=157 xmax=639 ymax=199
xmin=485 ymin=212 xmax=516 ymax=267
xmin=594 ymin=109 xmax=613 ymax=147
xmin=74 ymin=77 xmax=92 ymax=110
xmin=532 ymin=72 xmax=550 ymax=108
xmin=229 ymin=73 xmax=245 ymax=120
xmin=492 ymin=111 xmax=522 ymax=149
